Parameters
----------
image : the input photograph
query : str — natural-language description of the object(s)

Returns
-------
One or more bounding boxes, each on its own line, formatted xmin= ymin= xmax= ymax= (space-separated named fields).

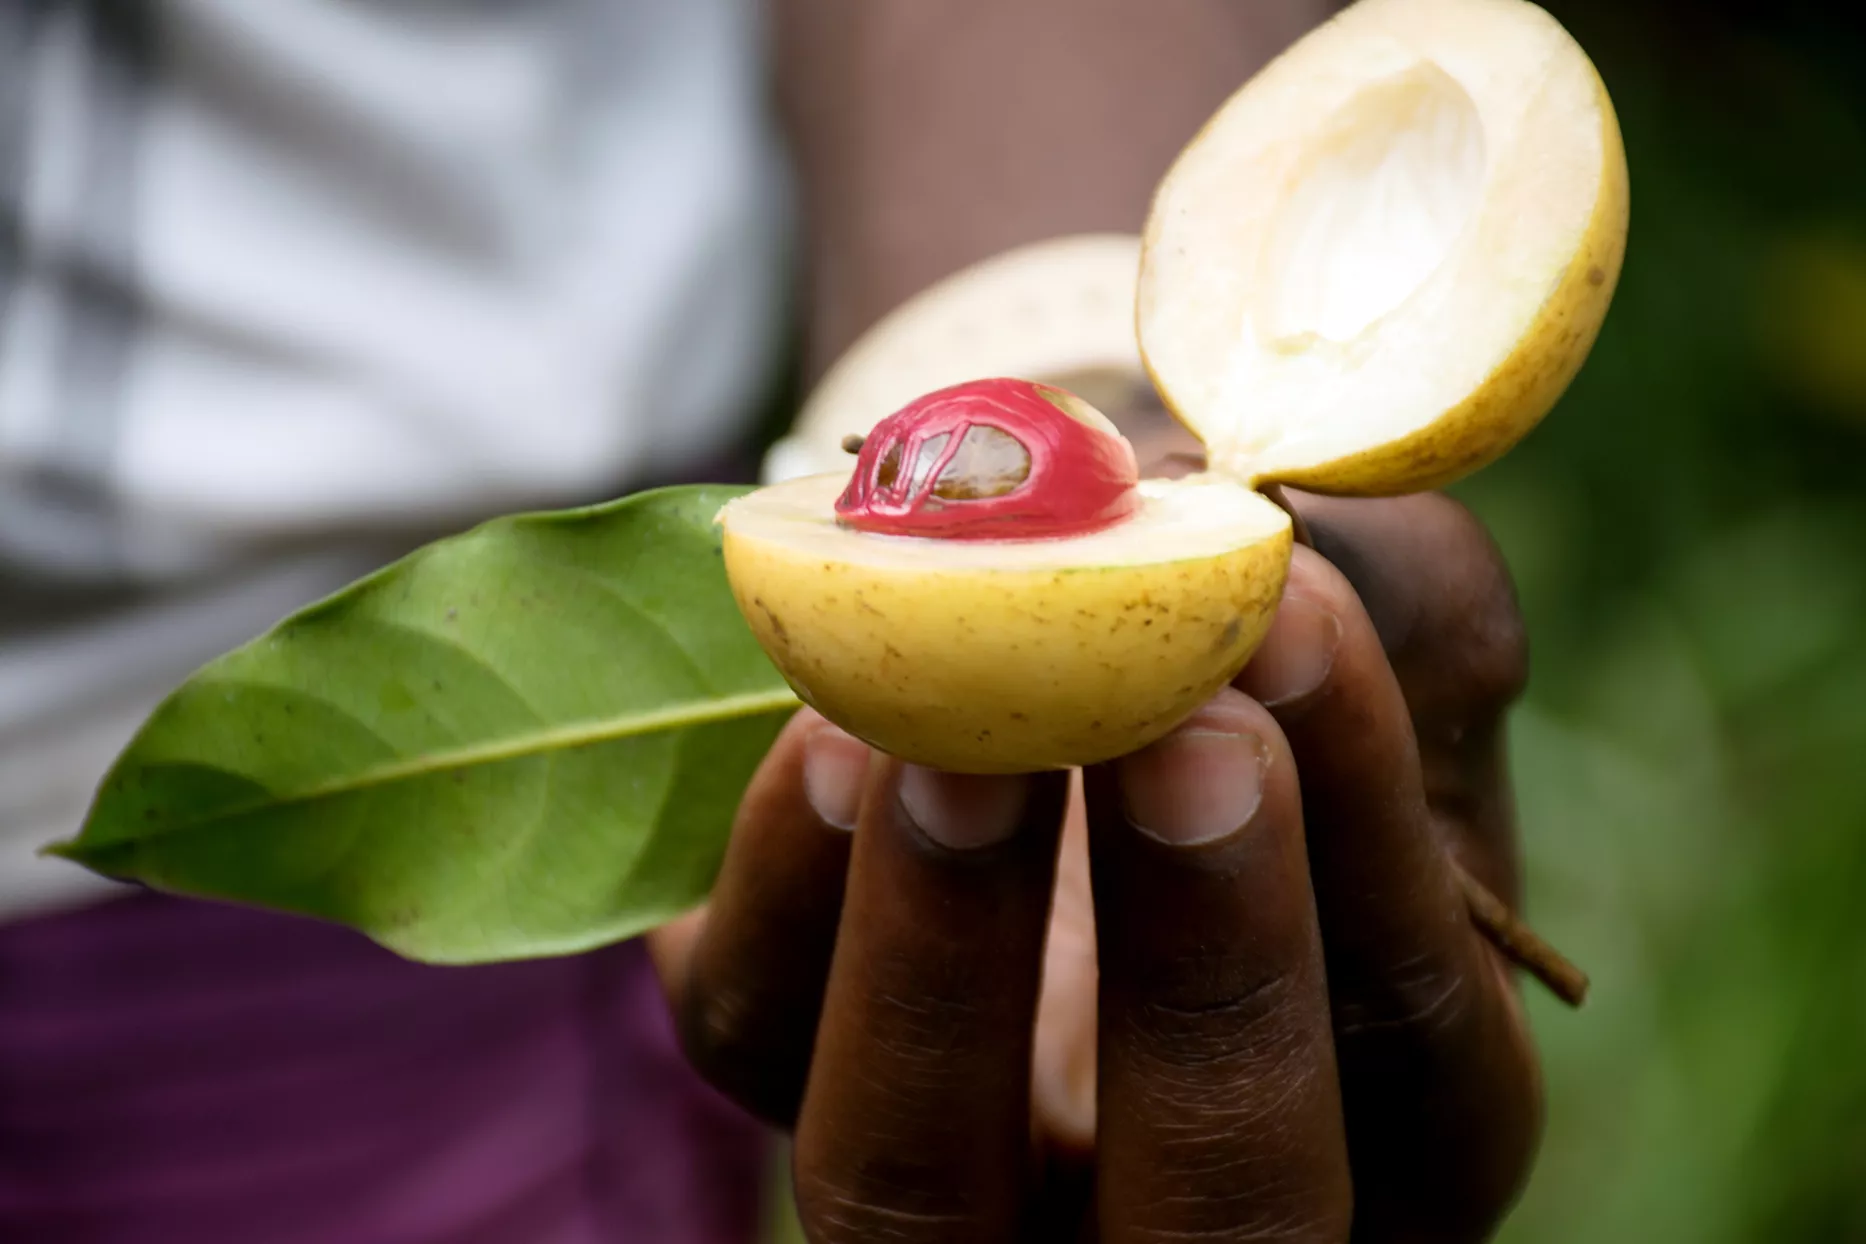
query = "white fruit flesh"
xmin=763 ymin=235 xmax=1145 ymax=483
xmin=1138 ymin=0 xmax=1627 ymax=491
xmin=726 ymin=473 xmax=1280 ymax=571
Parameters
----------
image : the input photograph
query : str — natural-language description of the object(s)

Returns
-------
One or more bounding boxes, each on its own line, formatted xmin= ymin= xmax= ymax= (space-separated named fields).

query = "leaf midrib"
xmin=55 ymin=685 xmax=800 ymax=853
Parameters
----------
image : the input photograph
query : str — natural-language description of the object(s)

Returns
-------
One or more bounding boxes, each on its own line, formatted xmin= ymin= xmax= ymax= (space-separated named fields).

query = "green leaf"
xmin=45 ymin=485 xmax=800 ymax=964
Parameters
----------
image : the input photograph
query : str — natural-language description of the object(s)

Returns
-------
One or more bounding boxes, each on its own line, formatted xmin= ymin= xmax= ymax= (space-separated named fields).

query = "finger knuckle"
xmin=1128 ymin=1202 xmax=1352 ymax=1244
xmin=1131 ymin=1032 xmax=1318 ymax=1143
xmin=1120 ymin=955 xmax=1324 ymax=1128
xmin=1129 ymin=958 xmax=1308 ymax=1062
xmin=1429 ymin=500 xmax=1530 ymax=706
xmin=1110 ymin=1100 xmax=1355 ymax=1244
xmin=792 ymin=1166 xmax=1002 ymax=1244
xmin=1333 ymin=951 xmax=1479 ymax=1042
xmin=1107 ymin=955 xmax=1354 ymax=1244
xmin=1460 ymin=582 xmax=1530 ymax=711
xmin=676 ymin=979 xmax=764 ymax=1089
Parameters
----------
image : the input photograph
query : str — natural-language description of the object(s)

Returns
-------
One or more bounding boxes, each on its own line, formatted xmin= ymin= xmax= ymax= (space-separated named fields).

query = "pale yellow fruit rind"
xmin=1136 ymin=0 xmax=1630 ymax=497
xmin=732 ymin=0 xmax=1631 ymax=774
xmin=1253 ymin=67 xmax=1629 ymax=496
xmin=722 ymin=516 xmax=1291 ymax=775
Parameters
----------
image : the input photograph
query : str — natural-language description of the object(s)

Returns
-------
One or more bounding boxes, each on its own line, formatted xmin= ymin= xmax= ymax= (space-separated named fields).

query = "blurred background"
xmin=1469 ymin=2 xmax=1866 ymax=1240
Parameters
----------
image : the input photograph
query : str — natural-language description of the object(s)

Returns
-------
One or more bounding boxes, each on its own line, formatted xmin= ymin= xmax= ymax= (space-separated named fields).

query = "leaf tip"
xmin=37 ymin=838 xmax=84 ymax=863
xmin=37 ymin=834 xmax=124 ymax=877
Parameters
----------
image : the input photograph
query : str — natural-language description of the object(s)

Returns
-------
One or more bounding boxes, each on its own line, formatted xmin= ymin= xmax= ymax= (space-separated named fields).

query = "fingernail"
xmin=899 ymin=766 xmax=1027 ymax=850
xmin=1238 ymin=592 xmax=1340 ymax=707
xmin=803 ymin=724 xmax=870 ymax=831
xmin=1118 ymin=698 xmax=1269 ymax=846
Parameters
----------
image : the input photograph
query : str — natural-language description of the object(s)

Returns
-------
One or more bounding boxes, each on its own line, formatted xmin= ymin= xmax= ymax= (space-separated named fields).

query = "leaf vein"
xmin=60 ymin=688 xmax=798 ymax=850
xmin=343 ymin=610 xmax=554 ymax=728
xmin=511 ymin=548 xmax=720 ymax=694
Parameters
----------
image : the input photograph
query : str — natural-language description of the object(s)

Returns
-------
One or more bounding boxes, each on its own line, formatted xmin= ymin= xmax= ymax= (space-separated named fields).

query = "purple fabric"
xmin=0 ymin=892 xmax=768 ymax=1244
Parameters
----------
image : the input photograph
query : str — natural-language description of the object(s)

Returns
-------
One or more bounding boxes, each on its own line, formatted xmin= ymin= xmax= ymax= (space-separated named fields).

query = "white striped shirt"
xmin=0 ymin=0 xmax=792 ymax=916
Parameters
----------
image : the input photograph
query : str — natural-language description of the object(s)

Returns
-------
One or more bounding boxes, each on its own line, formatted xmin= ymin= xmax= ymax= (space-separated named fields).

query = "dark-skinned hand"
xmin=649 ymin=486 xmax=1542 ymax=1243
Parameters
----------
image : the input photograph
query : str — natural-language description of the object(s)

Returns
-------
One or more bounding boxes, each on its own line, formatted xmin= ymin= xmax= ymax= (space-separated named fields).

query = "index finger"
xmin=791 ymin=761 xmax=1071 ymax=1244
xmin=1086 ymin=688 xmax=1352 ymax=1243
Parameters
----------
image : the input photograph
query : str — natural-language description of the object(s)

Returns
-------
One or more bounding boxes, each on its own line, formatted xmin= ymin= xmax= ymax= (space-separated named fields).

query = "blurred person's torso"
xmin=0 ymin=0 xmax=791 ymax=915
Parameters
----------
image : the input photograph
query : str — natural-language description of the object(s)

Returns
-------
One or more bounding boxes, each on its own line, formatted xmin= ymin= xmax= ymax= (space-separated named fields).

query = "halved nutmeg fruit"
xmin=720 ymin=0 xmax=1627 ymax=775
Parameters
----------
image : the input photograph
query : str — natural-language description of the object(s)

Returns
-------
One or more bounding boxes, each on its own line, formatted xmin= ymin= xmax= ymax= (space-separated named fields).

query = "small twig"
xmin=841 ymin=434 xmax=866 ymax=455
xmin=1455 ymin=863 xmax=1590 ymax=1007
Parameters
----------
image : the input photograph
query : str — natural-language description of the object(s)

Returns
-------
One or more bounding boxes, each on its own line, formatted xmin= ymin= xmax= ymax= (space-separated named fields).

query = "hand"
xmin=649 ymin=489 xmax=1541 ymax=1242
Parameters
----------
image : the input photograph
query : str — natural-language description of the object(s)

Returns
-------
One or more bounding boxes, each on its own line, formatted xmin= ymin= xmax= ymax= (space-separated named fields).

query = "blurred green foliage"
xmin=1476 ymin=4 xmax=1866 ymax=1241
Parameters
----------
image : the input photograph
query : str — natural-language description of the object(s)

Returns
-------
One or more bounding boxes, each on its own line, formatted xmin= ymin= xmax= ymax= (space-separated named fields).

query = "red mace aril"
xmin=834 ymin=378 xmax=1141 ymax=540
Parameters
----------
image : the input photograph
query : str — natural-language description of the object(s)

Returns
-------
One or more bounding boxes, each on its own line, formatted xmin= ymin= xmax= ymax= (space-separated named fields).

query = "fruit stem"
xmin=1455 ymin=862 xmax=1591 ymax=1007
